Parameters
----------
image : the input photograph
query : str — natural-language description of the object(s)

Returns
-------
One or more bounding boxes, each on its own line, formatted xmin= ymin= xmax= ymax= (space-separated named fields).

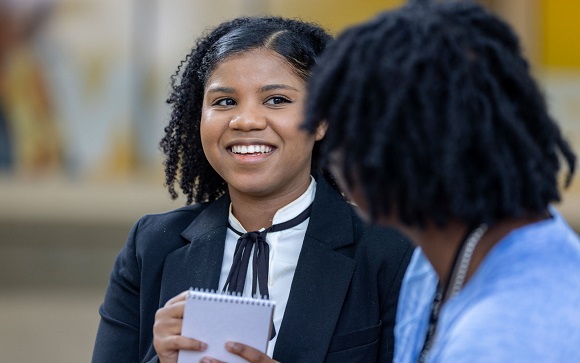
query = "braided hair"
xmin=304 ymin=1 xmax=576 ymax=228
xmin=160 ymin=17 xmax=332 ymax=205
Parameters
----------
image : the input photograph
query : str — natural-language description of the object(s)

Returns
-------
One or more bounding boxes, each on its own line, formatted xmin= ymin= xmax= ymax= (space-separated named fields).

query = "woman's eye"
xmin=215 ymin=98 xmax=236 ymax=106
xmin=265 ymin=97 xmax=290 ymax=105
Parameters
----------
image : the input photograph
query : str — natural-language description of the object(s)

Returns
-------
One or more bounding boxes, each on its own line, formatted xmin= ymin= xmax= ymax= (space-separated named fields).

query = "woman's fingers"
xmin=154 ymin=290 xmax=202 ymax=363
xmin=158 ymin=335 xmax=207 ymax=352
xmin=198 ymin=342 xmax=278 ymax=363
xmin=165 ymin=290 xmax=190 ymax=306
xmin=226 ymin=342 xmax=279 ymax=363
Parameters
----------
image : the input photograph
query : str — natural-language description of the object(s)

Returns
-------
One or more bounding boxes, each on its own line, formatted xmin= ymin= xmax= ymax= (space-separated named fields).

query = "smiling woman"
xmin=91 ymin=16 xmax=413 ymax=363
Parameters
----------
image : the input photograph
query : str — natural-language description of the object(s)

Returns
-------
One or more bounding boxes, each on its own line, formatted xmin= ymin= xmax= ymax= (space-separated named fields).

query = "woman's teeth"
xmin=231 ymin=145 xmax=273 ymax=154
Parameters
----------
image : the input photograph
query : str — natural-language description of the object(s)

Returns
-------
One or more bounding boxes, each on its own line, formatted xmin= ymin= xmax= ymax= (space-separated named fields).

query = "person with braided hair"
xmin=92 ymin=16 xmax=413 ymax=363
xmin=304 ymin=1 xmax=580 ymax=362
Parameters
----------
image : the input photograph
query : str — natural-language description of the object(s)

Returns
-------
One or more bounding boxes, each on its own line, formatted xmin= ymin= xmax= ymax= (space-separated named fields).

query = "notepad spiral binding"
xmin=187 ymin=288 xmax=275 ymax=306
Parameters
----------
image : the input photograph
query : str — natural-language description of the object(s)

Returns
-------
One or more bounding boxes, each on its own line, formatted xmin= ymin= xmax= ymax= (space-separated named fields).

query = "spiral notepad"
xmin=177 ymin=289 xmax=276 ymax=363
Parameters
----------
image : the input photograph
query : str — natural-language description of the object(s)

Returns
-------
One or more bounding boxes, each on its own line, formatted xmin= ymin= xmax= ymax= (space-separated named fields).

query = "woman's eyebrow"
xmin=206 ymin=86 xmax=235 ymax=94
xmin=260 ymin=84 xmax=299 ymax=92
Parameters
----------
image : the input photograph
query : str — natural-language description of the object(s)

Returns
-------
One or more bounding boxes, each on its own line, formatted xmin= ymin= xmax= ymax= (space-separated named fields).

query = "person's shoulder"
xmin=437 ymin=270 xmax=580 ymax=361
xmin=127 ymin=202 xmax=212 ymax=250
xmin=438 ymin=291 xmax=580 ymax=361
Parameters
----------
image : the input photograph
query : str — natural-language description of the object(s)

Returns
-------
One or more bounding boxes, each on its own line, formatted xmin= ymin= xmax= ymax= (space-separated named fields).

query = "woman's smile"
xmin=228 ymin=144 xmax=276 ymax=163
xmin=230 ymin=144 xmax=274 ymax=155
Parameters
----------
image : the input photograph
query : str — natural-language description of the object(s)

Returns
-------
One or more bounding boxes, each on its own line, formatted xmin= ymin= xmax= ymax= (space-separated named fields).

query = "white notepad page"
xmin=177 ymin=289 xmax=276 ymax=363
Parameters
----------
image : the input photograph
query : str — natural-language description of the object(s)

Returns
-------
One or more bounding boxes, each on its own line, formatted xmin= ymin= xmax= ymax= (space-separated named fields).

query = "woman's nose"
xmin=229 ymin=105 xmax=267 ymax=131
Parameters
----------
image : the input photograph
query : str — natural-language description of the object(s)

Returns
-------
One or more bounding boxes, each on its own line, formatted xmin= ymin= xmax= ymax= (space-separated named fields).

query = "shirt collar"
xmin=228 ymin=176 xmax=317 ymax=233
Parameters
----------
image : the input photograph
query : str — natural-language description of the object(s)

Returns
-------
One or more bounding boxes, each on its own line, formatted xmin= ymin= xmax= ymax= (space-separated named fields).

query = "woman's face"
xmin=200 ymin=48 xmax=326 ymax=200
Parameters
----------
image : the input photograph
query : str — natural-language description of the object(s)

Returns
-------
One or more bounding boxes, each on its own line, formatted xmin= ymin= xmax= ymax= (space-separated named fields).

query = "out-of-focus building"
xmin=1 ymin=0 xmax=578 ymax=187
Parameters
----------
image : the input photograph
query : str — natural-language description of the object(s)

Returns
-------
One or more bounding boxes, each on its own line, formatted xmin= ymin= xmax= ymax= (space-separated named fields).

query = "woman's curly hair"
xmin=160 ymin=16 xmax=333 ymax=205
xmin=304 ymin=0 xmax=576 ymax=228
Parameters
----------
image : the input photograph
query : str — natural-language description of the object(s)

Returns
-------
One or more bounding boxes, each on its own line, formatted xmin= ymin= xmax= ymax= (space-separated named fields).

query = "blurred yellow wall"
xmin=271 ymin=0 xmax=580 ymax=71
xmin=540 ymin=0 xmax=580 ymax=68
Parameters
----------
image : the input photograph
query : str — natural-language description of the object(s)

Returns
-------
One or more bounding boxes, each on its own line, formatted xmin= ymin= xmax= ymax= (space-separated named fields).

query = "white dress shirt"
xmin=218 ymin=177 xmax=316 ymax=357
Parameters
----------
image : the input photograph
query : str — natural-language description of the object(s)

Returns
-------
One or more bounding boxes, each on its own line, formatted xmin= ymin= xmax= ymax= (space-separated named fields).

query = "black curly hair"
xmin=304 ymin=0 xmax=576 ymax=228
xmin=160 ymin=16 xmax=333 ymax=205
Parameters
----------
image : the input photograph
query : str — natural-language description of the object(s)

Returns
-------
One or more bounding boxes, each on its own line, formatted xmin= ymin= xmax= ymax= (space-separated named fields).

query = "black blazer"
xmin=92 ymin=179 xmax=413 ymax=363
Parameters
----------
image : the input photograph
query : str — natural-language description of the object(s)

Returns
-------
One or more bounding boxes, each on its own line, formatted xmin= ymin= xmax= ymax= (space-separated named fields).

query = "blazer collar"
xmin=306 ymin=178 xmax=354 ymax=250
xmin=273 ymin=178 xmax=357 ymax=361
xmin=180 ymin=193 xmax=230 ymax=243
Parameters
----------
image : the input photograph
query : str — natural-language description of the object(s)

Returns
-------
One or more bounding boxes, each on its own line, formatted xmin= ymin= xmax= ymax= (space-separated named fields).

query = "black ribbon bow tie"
xmin=222 ymin=203 xmax=313 ymax=340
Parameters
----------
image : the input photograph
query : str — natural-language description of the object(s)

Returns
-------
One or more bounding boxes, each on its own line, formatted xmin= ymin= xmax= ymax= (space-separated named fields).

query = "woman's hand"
xmin=200 ymin=342 xmax=279 ymax=363
xmin=153 ymin=291 xmax=208 ymax=363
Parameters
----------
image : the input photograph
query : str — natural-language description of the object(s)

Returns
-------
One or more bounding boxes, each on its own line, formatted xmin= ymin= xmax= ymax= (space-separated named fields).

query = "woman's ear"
xmin=315 ymin=121 xmax=328 ymax=141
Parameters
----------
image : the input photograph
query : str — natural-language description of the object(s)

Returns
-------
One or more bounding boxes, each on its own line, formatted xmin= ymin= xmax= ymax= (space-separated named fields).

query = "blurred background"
xmin=0 ymin=0 xmax=578 ymax=361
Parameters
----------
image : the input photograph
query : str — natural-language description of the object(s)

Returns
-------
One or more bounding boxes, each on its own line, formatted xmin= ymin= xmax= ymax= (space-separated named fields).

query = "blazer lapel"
xmin=273 ymin=180 xmax=356 ymax=362
xmin=159 ymin=195 xmax=230 ymax=303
